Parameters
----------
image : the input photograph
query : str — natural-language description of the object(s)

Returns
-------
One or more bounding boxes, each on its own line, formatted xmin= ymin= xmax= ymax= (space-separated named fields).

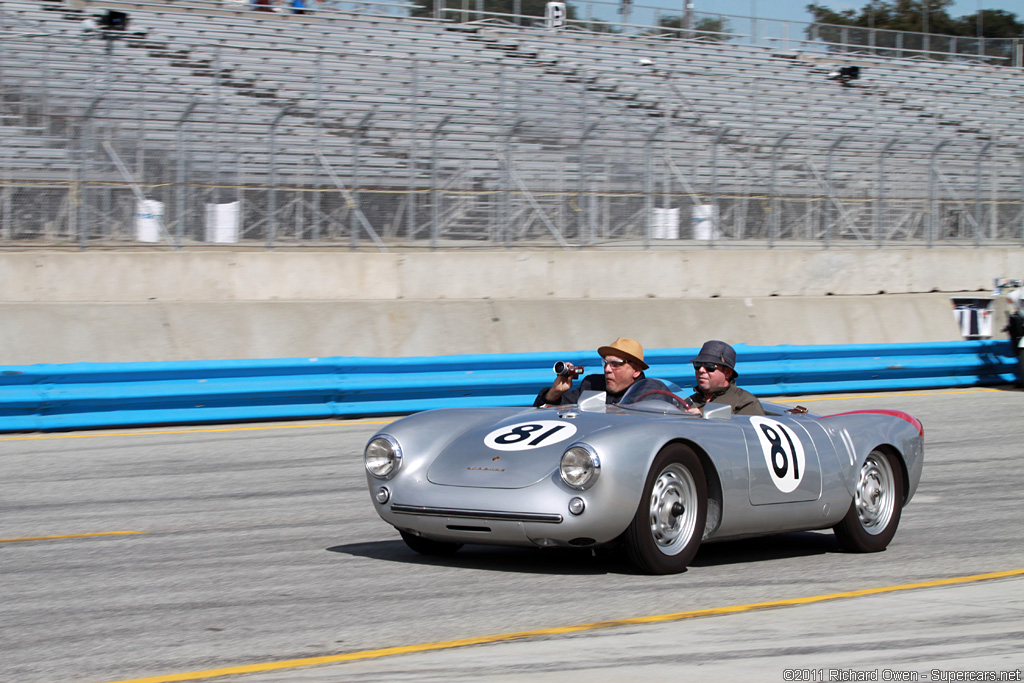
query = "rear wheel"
xmin=624 ymin=444 xmax=707 ymax=575
xmin=399 ymin=530 xmax=463 ymax=556
xmin=833 ymin=449 xmax=904 ymax=552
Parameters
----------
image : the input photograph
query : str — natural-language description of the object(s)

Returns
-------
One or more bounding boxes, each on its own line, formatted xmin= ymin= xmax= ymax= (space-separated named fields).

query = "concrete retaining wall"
xmin=1 ymin=248 xmax=1021 ymax=301
xmin=1 ymin=248 xmax=1020 ymax=364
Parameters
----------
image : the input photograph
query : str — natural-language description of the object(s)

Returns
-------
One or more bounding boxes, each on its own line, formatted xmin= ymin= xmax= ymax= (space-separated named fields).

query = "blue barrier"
xmin=0 ymin=341 xmax=1016 ymax=432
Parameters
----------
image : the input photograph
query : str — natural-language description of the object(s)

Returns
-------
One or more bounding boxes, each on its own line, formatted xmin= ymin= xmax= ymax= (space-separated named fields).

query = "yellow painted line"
xmin=0 ymin=530 xmax=146 ymax=543
xmin=108 ymin=567 xmax=1024 ymax=683
xmin=0 ymin=419 xmax=395 ymax=442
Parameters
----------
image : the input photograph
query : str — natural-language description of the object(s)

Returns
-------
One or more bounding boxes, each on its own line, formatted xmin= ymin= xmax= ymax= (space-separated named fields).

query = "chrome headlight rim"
xmin=560 ymin=442 xmax=601 ymax=491
xmin=364 ymin=434 xmax=402 ymax=480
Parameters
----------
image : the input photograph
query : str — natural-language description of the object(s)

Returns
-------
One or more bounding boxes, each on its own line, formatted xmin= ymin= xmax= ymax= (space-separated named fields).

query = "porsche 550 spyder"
xmin=362 ymin=379 xmax=923 ymax=574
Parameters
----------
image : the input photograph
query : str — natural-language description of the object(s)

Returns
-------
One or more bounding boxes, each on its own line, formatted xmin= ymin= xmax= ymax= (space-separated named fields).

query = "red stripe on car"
xmin=821 ymin=409 xmax=923 ymax=437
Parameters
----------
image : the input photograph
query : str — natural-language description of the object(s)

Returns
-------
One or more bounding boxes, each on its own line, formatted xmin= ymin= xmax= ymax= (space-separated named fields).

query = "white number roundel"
xmin=484 ymin=421 xmax=577 ymax=451
xmin=750 ymin=417 xmax=806 ymax=493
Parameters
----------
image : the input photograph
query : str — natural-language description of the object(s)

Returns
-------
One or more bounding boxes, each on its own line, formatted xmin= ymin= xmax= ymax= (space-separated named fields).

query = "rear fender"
xmin=820 ymin=412 xmax=923 ymax=503
xmin=874 ymin=443 xmax=911 ymax=504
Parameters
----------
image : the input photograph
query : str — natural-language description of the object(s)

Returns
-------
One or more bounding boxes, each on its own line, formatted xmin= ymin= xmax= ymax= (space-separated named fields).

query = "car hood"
xmin=425 ymin=409 xmax=626 ymax=489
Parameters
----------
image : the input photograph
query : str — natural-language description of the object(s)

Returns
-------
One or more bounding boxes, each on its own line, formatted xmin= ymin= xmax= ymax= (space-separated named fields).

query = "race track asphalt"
xmin=1 ymin=388 xmax=1022 ymax=682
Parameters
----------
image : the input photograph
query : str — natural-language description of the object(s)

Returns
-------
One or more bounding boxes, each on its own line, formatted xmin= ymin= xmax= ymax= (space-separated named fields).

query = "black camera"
xmin=553 ymin=361 xmax=584 ymax=377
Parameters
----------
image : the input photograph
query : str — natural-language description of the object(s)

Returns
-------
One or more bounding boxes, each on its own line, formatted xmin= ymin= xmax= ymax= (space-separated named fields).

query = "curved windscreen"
xmin=618 ymin=378 xmax=695 ymax=414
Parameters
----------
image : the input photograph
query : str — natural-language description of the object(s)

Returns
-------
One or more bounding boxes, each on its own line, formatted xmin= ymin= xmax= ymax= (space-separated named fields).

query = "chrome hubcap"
xmin=855 ymin=453 xmax=896 ymax=534
xmin=648 ymin=463 xmax=698 ymax=555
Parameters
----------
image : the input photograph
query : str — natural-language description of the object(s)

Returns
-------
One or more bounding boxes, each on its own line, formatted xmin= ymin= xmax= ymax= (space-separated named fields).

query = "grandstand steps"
xmin=3 ymin=0 xmax=1023 ymax=244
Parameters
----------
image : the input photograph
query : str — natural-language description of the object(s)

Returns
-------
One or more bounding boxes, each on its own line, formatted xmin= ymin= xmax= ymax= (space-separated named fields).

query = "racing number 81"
xmin=484 ymin=420 xmax=578 ymax=452
xmin=759 ymin=423 xmax=800 ymax=479
xmin=494 ymin=423 xmax=567 ymax=446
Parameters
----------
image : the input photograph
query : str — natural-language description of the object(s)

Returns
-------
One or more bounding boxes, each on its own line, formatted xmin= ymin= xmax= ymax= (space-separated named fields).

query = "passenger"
xmin=686 ymin=340 xmax=764 ymax=416
xmin=534 ymin=337 xmax=648 ymax=406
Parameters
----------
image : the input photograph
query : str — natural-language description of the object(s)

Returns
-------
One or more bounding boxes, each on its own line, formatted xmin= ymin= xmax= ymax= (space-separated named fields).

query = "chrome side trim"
xmin=390 ymin=504 xmax=563 ymax=524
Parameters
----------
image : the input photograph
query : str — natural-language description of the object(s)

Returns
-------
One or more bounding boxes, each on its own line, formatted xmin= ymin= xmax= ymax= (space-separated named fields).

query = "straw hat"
xmin=597 ymin=337 xmax=648 ymax=370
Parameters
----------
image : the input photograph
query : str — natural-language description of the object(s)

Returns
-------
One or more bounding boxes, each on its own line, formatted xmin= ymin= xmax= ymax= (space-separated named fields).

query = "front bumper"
xmin=390 ymin=504 xmax=563 ymax=524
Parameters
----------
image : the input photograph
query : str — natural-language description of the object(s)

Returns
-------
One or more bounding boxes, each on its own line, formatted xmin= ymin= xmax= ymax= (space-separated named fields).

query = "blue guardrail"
xmin=0 ymin=340 xmax=1016 ymax=432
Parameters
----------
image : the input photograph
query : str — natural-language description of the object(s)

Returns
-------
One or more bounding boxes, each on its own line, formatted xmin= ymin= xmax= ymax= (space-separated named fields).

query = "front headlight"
xmin=560 ymin=444 xmax=600 ymax=490
xmin=364 ymin=435 xmax=402 ymax=479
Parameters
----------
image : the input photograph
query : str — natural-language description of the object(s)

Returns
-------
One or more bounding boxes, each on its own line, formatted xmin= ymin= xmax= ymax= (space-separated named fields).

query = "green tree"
xmin=693 ymin=16 xmax=731 ymax=41
xmin=952 ymin=9 xmax=1024 ymax=39
xmin=805 ymin=1 xmax=1021 ymax=62
xmin=807 ymin=1 xmax=958 ymax=35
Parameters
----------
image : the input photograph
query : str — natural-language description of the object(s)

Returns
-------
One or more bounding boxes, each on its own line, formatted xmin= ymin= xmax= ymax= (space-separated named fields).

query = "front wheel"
xmin=624 ymin=444 xmax=707 ymax=575
xmin=399 ymin=530 xmax=463 ymax=556
xmin=833 ymin=449 xmax=904 ymax=553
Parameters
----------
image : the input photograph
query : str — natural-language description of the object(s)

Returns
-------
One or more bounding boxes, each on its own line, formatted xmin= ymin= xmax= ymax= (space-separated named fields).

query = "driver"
xmin=686 ymin=340 xmax=764 ymax=416
xmin=534 ymin=337 xmax=648 ymax=406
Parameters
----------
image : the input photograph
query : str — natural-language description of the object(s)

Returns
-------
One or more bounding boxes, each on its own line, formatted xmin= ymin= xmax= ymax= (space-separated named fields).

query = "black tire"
xmin=833 ymin=449 xmax=904 ymax=553
xmin=399 ymin=530 xmax=463 ymax=556
xmin=624 ymin=444 xmax=707 ymax=575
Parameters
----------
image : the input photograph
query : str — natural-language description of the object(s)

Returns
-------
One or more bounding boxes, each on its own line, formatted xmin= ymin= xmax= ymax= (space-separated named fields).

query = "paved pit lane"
xmin=1 ymin=389 xmax=1021 ymax=682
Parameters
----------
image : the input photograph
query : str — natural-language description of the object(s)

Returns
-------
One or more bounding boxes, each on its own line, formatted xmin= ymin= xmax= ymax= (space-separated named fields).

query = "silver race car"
xmin=363 ymin=379 xmax=924 ymax=574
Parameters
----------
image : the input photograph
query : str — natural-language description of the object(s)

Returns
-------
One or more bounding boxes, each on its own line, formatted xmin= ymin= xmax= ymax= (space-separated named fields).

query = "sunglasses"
xmin=692 ymin=362 xmax=720 ymax=373
xmin=603 ymin=359 xmax=629 ymax=368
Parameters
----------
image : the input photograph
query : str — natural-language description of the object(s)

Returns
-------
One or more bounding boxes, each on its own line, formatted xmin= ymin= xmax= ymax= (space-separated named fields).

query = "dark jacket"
xmin=689 ymin=381 xmax=765 ymax=416
xmin=534 ymin=372 xmax=646 ymax=407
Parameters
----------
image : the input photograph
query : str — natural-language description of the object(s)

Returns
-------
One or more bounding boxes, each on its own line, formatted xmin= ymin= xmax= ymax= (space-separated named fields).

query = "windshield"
xmin=618 ymin=378 xmax=694 ymax=414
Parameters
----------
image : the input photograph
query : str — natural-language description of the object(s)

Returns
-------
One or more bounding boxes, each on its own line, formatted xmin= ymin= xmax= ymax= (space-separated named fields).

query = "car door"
xmin=744 ymin=415 xmax=824 ymax=505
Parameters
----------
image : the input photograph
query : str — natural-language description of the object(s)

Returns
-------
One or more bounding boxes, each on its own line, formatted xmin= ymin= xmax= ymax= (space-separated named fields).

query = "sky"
xmin=679 ymin=1 xmax=1022 ymax=24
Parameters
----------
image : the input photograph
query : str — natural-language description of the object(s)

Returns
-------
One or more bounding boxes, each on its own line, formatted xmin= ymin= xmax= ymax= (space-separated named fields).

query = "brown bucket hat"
xmin=597 ymin=337 xmax=649 ymax=370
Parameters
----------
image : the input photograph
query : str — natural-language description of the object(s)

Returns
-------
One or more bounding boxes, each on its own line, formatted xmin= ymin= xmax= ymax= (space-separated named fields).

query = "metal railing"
xmin=0 ymin=341 xmax=1015 ymax=431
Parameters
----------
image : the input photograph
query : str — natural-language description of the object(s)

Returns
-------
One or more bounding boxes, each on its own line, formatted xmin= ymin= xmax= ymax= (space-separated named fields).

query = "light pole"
xmin=921 ymin=1 xmax=935 ymax=58
xmin=176 ymin=99 xmax=199 ymax=249
xmin=977 ymin=0 xmax=984 ymax=59
xmin=268 ymin=103 xmax=295 ymax=250
xmin=868 ymin=0 xmax=876 ymax=51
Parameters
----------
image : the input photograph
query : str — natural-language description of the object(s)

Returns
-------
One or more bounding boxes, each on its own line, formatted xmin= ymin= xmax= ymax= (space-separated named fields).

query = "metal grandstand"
xmin=0 ymin=0 xmax=1022 ymax=249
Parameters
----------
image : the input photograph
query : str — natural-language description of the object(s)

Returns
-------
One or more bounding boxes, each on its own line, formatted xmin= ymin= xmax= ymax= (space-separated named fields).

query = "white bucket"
xmin=135 ymin=199 xmax=164 ymax=243
xmin=692 ymin=203 xmax=721 ymax=241
xmin=204 ymin=202 xmax=240 ymax=243
xmin=651 ymin=207 xmax=679 ymax=239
